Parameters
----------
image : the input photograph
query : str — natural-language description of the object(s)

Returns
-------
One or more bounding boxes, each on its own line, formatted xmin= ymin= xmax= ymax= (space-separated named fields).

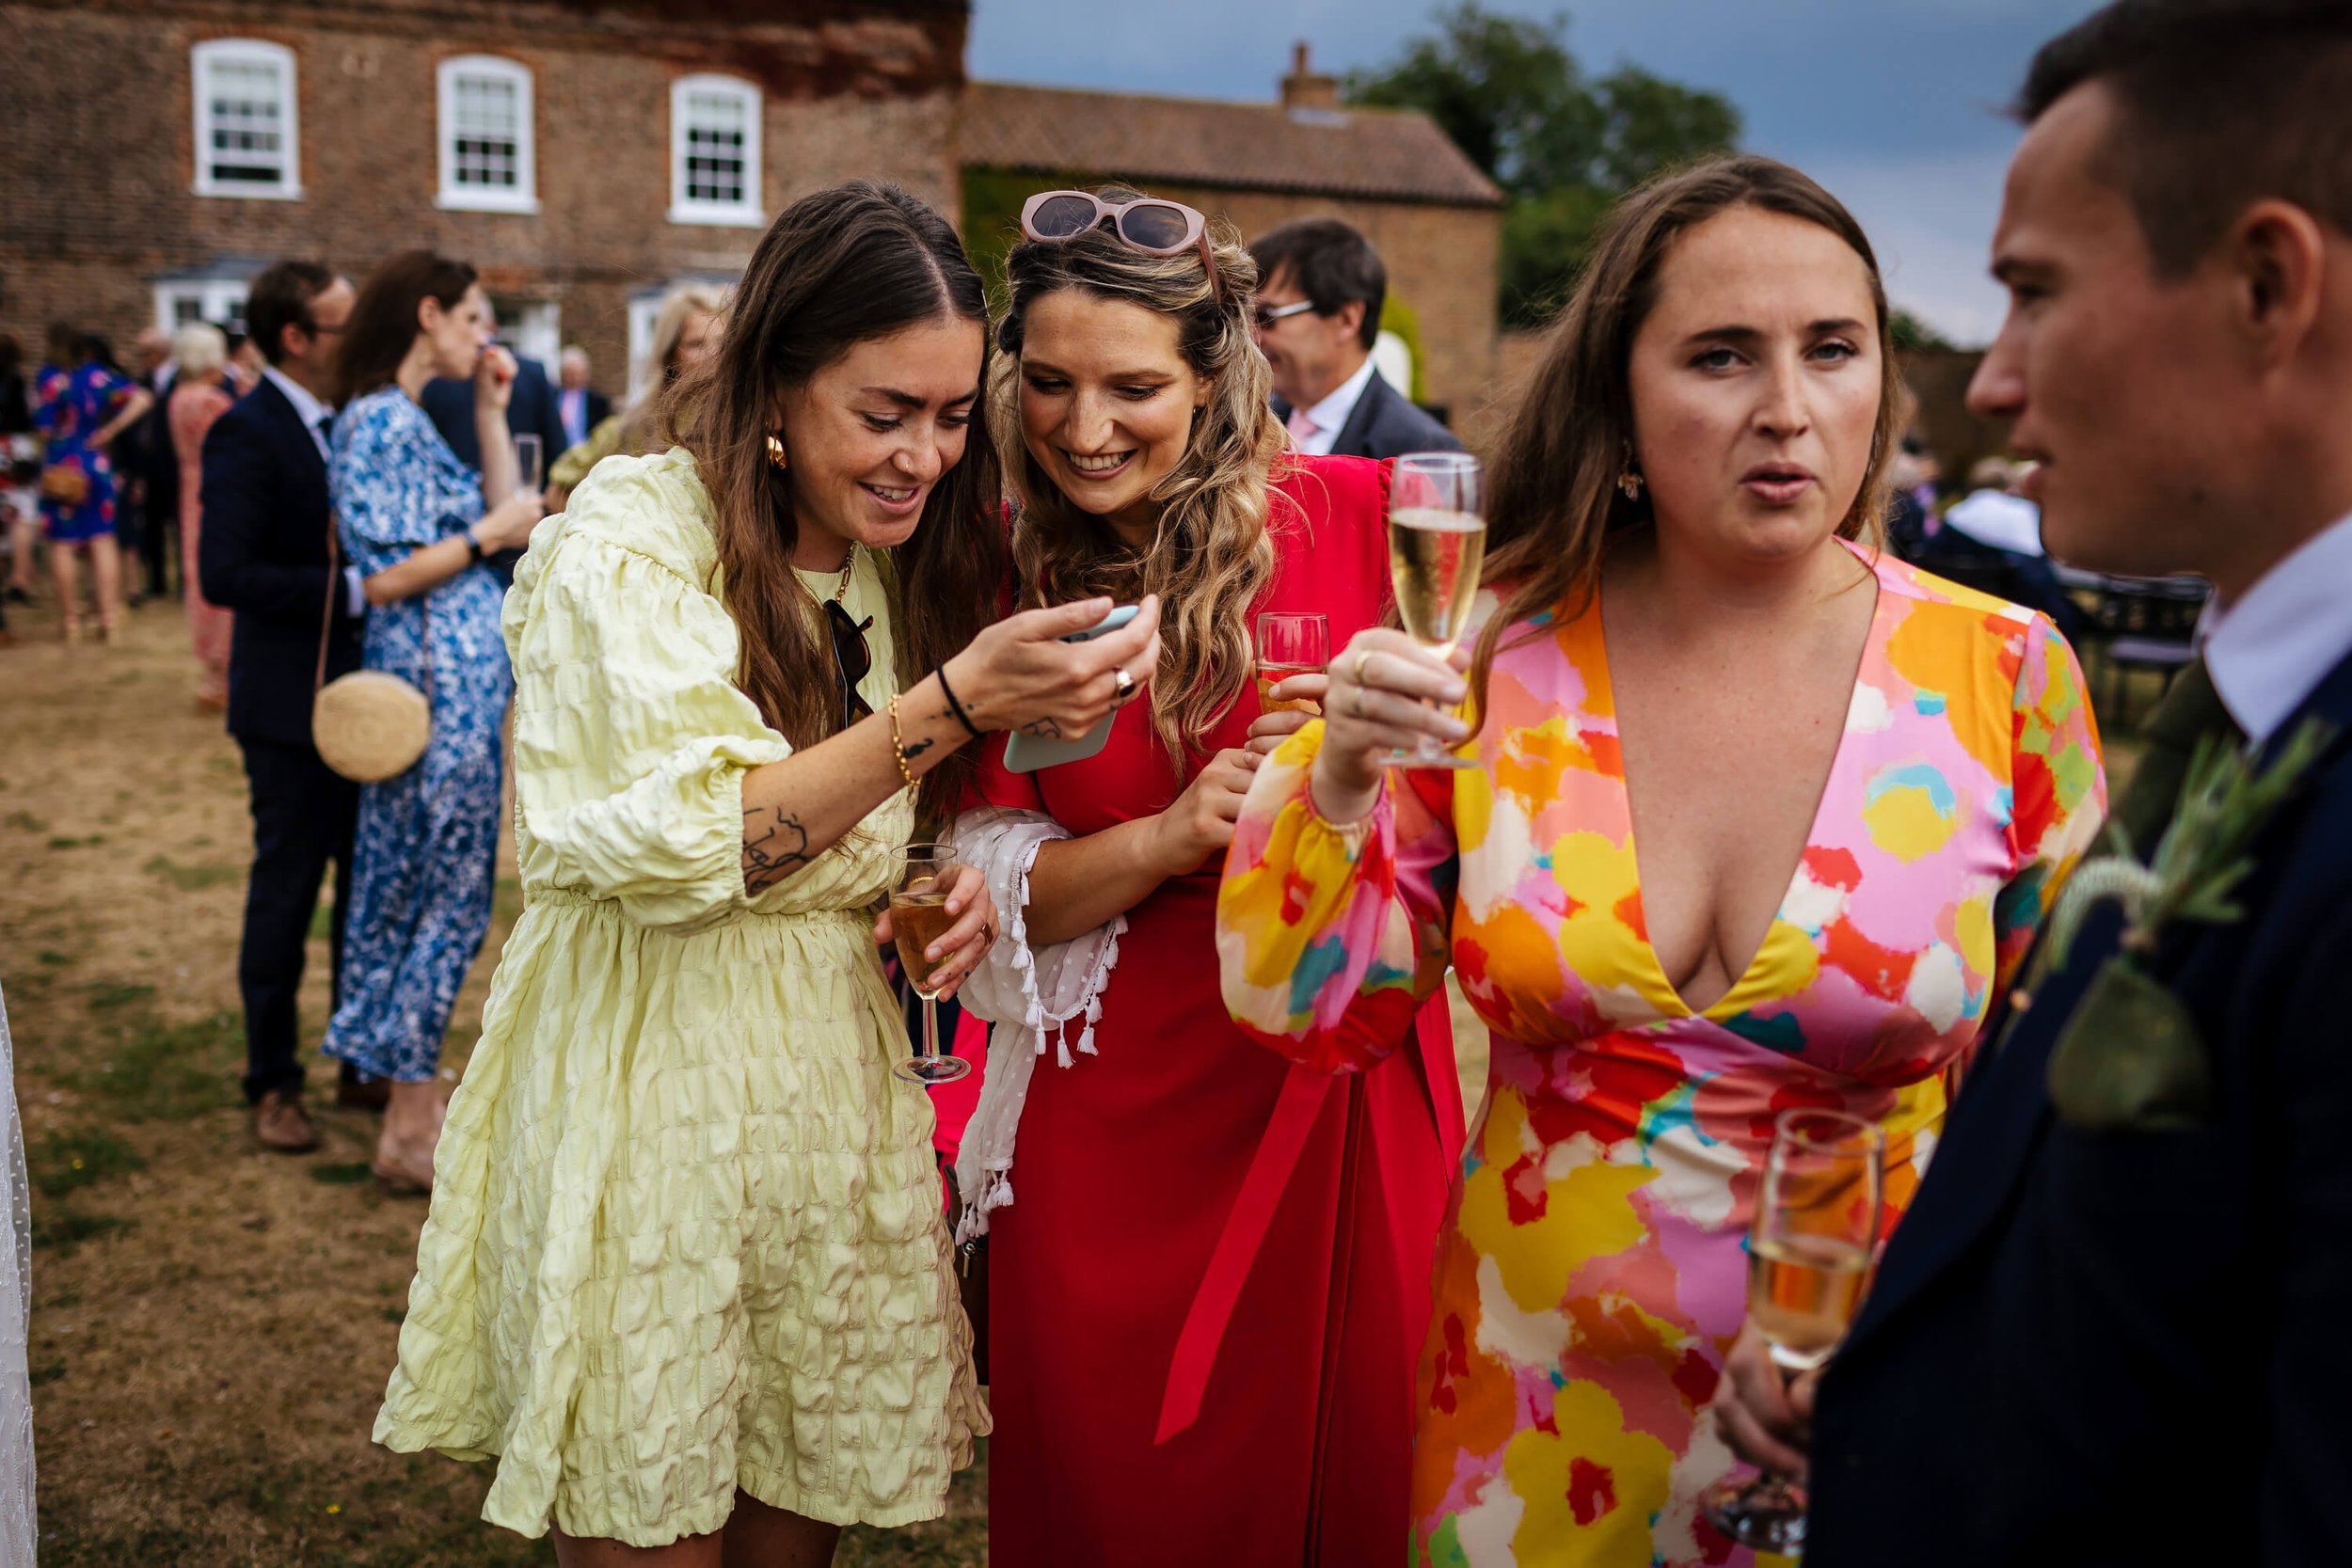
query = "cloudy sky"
xmin=969 ymin=0 xmax=2109 ymax=345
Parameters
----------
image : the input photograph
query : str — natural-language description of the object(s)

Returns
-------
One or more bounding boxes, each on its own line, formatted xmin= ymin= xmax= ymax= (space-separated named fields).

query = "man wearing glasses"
xmin=1248 ymin=217 xmax=1463 ymax=460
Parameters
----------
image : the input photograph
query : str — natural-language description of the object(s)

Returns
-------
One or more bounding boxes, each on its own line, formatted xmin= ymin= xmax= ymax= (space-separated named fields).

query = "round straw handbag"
xmin=310 ymin=515 xmax=431 ymax=783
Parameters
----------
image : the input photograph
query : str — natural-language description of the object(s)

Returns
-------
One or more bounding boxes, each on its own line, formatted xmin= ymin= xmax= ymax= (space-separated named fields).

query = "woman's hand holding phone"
xmin=943 ymin=594 xmax=1161 ymax=741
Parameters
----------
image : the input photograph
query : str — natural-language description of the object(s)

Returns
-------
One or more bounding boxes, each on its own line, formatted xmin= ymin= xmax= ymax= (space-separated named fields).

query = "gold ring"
xmin=1354 ymin=649 xmax=1371 ymax=686
xmin=1353 ymin=688 xmax=1366 ymax=720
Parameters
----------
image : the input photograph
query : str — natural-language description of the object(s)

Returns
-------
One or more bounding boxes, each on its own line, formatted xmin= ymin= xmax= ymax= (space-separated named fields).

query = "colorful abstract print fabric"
xmin=1217 ymin=545 xmax=2106 ymax=1566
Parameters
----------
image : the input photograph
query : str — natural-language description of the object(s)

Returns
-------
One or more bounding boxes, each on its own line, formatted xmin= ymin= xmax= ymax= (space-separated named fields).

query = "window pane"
xmin=683 ymin=89 xmax=749 ymax=206
xmin=451 ymin=73 xmax=521 ymax=189
xmin=204 ymin=57 xmax=286 ymax=186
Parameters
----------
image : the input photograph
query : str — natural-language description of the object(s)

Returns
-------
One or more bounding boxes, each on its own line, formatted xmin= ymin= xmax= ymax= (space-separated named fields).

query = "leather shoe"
xmin=254 ymin=1089 xmax=321 ymax=1153
xmin=336 ymin=1065 xmax=390 ymax=1112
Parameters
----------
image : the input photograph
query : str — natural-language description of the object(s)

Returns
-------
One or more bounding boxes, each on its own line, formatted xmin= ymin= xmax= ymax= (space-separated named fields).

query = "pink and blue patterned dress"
xmin=32 ymin=360 xmax=137 ymax=543
xmin=1217 ymin=542 xmax=2106 ymax=1566
xmin=324 ymin=387 xmax=509 ymax=1085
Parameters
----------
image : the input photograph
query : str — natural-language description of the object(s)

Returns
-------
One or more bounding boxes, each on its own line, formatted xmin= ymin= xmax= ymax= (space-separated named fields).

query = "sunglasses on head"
xmin=1020 ymin=190 xmax=1223 ymax=302
xmin=825 ymin=599 xmax=874 ymax=733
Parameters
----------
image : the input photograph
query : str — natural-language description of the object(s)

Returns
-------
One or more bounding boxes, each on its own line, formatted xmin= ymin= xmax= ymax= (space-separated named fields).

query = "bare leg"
xmin=7 ymin=512 xmax=36 ymax=593
xmin=48 ymin=543 xmax=81 ymax=640
xmin=553 ymin=1524 xmax=723 ymax=1568
xmin=373 ymin=1079 xmax=445 ymax=1189
xmin=720 ymin=1491 xmax=839 ymax=1568
xmin=88 ymin=533 xmax=123 ymax=635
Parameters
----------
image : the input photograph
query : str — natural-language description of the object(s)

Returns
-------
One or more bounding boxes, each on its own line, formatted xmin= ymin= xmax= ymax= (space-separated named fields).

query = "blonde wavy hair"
xmin=622 ymin=282 xmax=728 ymax=451
xmin=988 ymin=188 xmax=1286 ymax=768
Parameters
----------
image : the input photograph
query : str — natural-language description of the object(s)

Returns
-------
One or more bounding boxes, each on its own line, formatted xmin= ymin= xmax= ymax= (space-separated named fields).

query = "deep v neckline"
xmin=1590 ymin=541 xmax=1887 ymax=1022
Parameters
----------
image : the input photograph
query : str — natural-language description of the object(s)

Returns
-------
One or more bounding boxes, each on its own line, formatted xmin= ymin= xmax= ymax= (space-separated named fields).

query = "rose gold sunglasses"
xmin=1019 ymin=189 xmax=1223 ymax=301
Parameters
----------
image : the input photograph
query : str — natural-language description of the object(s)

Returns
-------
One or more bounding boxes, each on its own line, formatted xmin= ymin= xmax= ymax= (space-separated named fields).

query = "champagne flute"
xmin=1254 ymin=611 xmax=1327 ymax=716
xmin=514 ymin=432 xmax=544 ymax=495
xmin=1701 ymin=1107 xmax=1884 ymax=1553
xmin=890 ymin=842 xmax=973 ymax=1085
xmin=1387 ymin=451 xmax=1486 ymax=768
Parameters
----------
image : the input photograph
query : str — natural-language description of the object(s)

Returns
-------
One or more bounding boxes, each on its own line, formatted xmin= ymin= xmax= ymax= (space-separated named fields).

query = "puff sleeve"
xmin=502 ymin=481 xmax=791 ymax=934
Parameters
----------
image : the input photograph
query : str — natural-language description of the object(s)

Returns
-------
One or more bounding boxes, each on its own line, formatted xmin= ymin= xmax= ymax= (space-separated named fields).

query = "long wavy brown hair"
xmin=661 ymin=182 xmax=1008 ymax=821
xmin=1470 ymin=154 xmax=1900 ymax=713
xmin=988 ymin=187 xmax=1286 ymax=768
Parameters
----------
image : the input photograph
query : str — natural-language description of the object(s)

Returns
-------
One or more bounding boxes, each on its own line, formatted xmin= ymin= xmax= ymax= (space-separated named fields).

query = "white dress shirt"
xmin=260 ymin=365 xmax=365 ymax=616
xmin=1943 ymin=487 xmax=2045 ymax=557
xmin=2204 ymin=506 xmax=2352 ymax=746
xmin=1291 ymin=355 xmax=1378 ymax=457
xmin=262 ymin=365 xmax=333 ymax=461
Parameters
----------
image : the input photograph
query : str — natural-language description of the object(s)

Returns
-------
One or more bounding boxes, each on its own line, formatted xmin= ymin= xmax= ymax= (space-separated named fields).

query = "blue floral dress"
xmin=325 ymin=387 xmax=511 ymax=1084
xmin=33 ymin=361 xmax=136 ymax=542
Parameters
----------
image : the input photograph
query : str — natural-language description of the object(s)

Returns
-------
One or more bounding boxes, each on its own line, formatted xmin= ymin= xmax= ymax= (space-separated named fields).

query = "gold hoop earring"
xmin=766 ymin=433 xmax=788 ymax=470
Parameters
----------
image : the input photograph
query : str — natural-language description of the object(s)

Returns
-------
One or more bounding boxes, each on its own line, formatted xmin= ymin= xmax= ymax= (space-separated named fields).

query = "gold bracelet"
xmin=887 ymin=692 xmax=916 ymax=788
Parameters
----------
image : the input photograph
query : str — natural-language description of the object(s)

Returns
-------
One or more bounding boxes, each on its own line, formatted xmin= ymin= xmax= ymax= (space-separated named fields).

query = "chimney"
xmin=1280 ymin=41 xmax=1339 ymax=112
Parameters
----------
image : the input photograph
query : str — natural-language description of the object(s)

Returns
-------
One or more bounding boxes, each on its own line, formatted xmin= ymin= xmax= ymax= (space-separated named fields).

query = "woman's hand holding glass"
xmin=942 ymin=594 xmax=1162 ymax=741
xmin=1311 ymin=628 xmax=1471 ymax=823
xmin=472 ymin=490 xmax=545 ymax=553
xmin=872 ymin=862 xmax=995 ymax=1004
xmin=1146 ymin=746 xmax=1264 ymax=876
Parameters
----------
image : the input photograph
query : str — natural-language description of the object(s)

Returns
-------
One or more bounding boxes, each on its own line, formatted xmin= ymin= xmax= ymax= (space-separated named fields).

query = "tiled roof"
xmin=961 ymin=82 xmax=1504 ymax=209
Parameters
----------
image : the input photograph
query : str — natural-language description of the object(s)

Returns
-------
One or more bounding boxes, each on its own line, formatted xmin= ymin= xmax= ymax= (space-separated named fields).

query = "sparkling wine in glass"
xmin=514 ymin=432 xmax=544 ymax=494
xmin=1254 ymin=611 xmax=1328 ymax=716
xmin=1701 ymin=1107 xmax=1884 ymax=1553
xmin=890 ymin=842 xmax=972 ymax=1085
xmin=1387 ymin=451 xmax=1486 ymax=768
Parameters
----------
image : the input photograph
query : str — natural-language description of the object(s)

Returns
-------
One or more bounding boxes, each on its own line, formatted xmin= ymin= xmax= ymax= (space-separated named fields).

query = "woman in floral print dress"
xmin=1217 ymin=157 xmax=2107 ymax=1566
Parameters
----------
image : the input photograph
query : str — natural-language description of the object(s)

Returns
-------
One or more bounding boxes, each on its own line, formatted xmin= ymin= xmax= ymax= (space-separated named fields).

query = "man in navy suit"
xmin=1712 ymin=6 xmax=2352 ymax=1563
xmin=1249 ymin=217 xmax=1464 ymax=460
xmin=197 ymin=260 xmax=367 ymax=1153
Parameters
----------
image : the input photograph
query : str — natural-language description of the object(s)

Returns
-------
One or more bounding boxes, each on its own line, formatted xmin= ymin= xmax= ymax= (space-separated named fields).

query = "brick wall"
xmin=0 ymin=0 xmax=966 ymax=392
xmin=1107 ymin=184 xmax=1500 ymax=430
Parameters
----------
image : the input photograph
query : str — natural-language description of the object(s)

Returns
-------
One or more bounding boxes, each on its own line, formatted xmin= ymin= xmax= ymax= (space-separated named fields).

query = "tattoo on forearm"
xmin=903 ymin=736 xmax=935 ymax=761
xmin=742 ymin=806 xmax=813 ymax=894
xmin=1021 ymin=717 xmax=1063 ymax=739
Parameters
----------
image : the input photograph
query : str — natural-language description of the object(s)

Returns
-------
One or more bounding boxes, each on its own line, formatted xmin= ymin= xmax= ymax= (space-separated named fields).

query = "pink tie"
xmin=1285 ymin=405 xmax=1319 ymax=447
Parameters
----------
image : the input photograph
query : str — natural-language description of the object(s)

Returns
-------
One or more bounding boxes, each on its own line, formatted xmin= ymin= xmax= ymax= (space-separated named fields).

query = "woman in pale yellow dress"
xmin=372 ymin=182 xmax=1163 ymax=1563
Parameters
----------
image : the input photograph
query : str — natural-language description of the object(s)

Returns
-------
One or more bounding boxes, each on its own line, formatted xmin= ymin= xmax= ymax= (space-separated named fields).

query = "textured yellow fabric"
xmin=373 ymin=448 xmax=987 ymax=1546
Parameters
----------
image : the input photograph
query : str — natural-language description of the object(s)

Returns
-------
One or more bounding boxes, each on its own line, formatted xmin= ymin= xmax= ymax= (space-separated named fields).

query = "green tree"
xmin=1889 ymin=309 xmax=1960 ymax=354
xmin=1346 ymin=4 xmax=1742 ymax=326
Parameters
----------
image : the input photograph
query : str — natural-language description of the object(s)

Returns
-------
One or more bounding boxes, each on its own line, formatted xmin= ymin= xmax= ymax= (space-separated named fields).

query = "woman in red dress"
xmin=951 ymin=188 xmax=1459 ymax=1565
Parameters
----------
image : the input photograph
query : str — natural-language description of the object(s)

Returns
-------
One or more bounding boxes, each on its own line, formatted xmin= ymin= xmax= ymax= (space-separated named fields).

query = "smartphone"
xmin=1002 ymin=605 xmax=1142 ymax=773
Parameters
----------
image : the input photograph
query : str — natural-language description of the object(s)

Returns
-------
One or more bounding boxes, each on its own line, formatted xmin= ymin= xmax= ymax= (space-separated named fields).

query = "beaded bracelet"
xmin=886 ymin=692 xmax=916 ymax=788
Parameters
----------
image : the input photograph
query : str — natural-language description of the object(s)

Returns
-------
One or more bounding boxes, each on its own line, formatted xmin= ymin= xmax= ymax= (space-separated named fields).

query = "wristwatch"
xmin=464 ymin=531 xmax=486 ymax=564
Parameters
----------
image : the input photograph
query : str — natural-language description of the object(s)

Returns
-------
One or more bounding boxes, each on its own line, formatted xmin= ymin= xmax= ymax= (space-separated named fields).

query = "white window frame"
xmin=436 ymin=55 xmax=538 ymax=214
xmin=191 ymin=39 xmax=302 ymax=200
xmin=667 ymin=74 xmax=764 ymax=228
xmin=153 ymin=278 xmax=252 ymax=335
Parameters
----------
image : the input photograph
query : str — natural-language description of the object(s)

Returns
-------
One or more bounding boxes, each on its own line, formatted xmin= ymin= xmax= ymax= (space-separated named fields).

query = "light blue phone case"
xmin=1002 ymin=605 xmax=1140 ymax=773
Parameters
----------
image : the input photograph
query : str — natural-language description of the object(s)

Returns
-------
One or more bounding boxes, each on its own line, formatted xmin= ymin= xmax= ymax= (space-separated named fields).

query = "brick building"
xmin=0 ymin=0 xmax=967 ymax=393
xmin=960 ymin=47 xmax=1505 ymax=426
xmin=2 ymin=8 xmax=1501 ymax=421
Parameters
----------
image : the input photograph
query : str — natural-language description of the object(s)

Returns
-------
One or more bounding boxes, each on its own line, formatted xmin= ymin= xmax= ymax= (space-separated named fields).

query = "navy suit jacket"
xmin=1274 ymin=368 xmax=1463 ymax=462
xmin=197 ymin=377 xmax=363 ymax=749
xmin=1808 ymin=646 xmax=2352 ymax=1568
xmin=420 ymin=354 xmax=567 ymax=472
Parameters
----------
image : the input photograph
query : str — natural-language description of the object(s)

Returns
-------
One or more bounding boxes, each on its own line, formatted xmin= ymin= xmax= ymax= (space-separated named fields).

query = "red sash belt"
xmin=1155 ymin=991 xmax=1463 ymax=1444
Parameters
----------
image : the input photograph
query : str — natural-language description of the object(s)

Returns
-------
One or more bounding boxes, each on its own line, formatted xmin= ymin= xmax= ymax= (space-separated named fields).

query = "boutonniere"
xmin=2039 ymin=718 xmax=2333 ymax=1132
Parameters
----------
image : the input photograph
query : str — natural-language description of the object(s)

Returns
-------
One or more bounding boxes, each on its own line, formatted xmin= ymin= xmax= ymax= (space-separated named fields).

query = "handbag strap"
xmin=313 ymin=512 xmax=440 ymax=697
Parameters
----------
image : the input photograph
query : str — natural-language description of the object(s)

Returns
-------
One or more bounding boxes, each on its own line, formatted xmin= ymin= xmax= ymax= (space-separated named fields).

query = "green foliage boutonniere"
xmin=2040 ymin=719 xmax=2334 ymax=1132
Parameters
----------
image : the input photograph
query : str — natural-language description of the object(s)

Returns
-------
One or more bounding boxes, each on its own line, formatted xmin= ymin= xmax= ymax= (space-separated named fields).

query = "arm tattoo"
xmin=1020 ymin=717 xmax=1064 ymax=739
xmin=742 ymin=806 xmax=814 ymax=895
xmin=903 ymin=736 xmax=935 ymax=761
